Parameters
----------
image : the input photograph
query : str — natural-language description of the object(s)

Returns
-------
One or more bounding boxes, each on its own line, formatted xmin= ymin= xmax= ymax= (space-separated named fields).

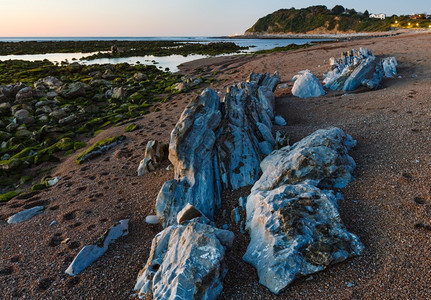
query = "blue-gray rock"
xmin=133 ymin=220 xmax=234 ymax=300
xmin=324 ymin=48 xmax=396 ymax=92
xmin=58 ymin=82 xmax=88 ymax=99
xmin=156 ymin=89 xmax=222 ymax=227
xmin=65 ymin=219 xmax=129 ymax=276
xmin=253 ymin=127 xmax=356 ymax=192
xmin=292 ymin=70 xmax=326 ymax=98
xmin=137 ymin=140 xmax=168 ymax=176
xmin=7 ymin=206 xmax=45 ymax=224
xmin=244 ymin=184 xmax=363 ymax=294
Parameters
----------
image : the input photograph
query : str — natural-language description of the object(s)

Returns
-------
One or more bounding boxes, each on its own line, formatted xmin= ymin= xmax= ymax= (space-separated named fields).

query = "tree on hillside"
xmin=332 ymin=5 xmax=345 ymax=15
xmin=364 ymin=10 xmax=370 ymax=18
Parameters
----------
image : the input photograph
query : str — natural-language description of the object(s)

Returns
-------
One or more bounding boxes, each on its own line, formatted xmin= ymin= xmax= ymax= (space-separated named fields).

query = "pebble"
xmin=145 ymin=215 xmax=159 ymax=225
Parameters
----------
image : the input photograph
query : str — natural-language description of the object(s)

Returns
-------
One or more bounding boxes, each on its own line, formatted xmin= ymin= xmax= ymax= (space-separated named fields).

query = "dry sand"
xmin=1 ymin=31 xmax=431 ymax=299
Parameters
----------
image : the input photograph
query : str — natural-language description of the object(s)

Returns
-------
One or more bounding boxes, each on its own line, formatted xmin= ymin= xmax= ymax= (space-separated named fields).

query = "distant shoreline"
xmin=219 ymin=28 xmax=430 ymax=40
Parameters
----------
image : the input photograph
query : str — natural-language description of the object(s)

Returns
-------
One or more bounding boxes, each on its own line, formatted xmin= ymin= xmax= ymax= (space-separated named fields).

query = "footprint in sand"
xmin=48 ymin=233 xmax=63 ymax=247
xmin=0 ymin=266 xmax=14 ymax=276
xmin=62 ymin=210 xmax=78 ymax=221
xmin=38 ymin=277 xmax=55 ymax=291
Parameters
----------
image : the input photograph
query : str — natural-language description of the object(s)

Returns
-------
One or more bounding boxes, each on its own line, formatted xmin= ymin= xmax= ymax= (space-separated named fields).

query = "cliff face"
xmin=245 ymin=6 xmax=391 ymax=34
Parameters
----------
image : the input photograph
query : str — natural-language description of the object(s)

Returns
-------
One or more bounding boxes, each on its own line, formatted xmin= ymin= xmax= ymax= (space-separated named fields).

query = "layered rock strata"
xmin=135 ymin=72 xmax=280 ymax=299
xmin=244 ymin=127 xmax=364 ymax=294
xmin=323 ymin=48 xmax=397 ymax=91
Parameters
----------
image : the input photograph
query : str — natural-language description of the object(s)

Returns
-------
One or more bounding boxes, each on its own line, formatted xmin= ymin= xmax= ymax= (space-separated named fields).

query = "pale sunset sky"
xmin=0 ymin=0 xmax=429 ymax=37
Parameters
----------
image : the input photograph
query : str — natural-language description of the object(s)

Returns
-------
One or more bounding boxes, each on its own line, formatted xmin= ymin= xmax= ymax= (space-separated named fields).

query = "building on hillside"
xmin=370 ymin=13 xmax=386 ymax=20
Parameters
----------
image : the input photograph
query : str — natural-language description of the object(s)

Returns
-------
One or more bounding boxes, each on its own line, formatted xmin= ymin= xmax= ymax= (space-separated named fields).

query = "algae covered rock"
xmin=76 ymin=135 xmax=126 ymax=164
xmin=133 ymin=220 xmax=234 ymax=300
xmin=58 ymin=82 xmax=88 ymax=99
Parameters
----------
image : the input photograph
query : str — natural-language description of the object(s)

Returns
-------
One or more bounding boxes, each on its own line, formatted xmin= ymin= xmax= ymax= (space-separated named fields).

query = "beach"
xmin=1 ymin=30 xmax=431 ymax=299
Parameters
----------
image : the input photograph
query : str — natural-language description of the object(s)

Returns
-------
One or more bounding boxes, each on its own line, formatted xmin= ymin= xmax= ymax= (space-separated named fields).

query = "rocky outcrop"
xmin=156 ymin=72 xmax=280 ymax=227
xmin=65 ymin=219 xmax=129 ymax=276
xmin=324 ymin=48 xmax=397 ymax=91
xmin=133 ymin=219 xmax=234 ymax=300
xmin=244 ymin=184 xmax=363 ymax=294
xmin=243 ymin=127 xmax=363 ymax=294
xmin=291 ymin=70 xmax=326 ymax=98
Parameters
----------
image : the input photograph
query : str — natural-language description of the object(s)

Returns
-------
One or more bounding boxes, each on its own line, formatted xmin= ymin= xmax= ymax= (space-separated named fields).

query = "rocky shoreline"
xmin=1 ymin=31 xmax=431 ymax=299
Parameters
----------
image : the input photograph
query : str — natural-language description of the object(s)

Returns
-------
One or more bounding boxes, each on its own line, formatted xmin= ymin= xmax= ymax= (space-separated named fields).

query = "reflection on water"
xmin=81 ymin=55 xmax=209 ymax=73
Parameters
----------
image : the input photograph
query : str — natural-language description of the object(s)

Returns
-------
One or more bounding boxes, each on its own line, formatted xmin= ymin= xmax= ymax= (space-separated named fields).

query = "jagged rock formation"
xmin=156 ymin=72 xmax=280 ymax=227
xmin=244 ymin=127 xmax=363 ymax=294
xmin=134 ymin=72 xmax=280 ymax=299
xmin=291 ymin=70 xmax=326 ymax=98
xmin=324 ymin=48 xmax=397 ymax=91
xmin=382 ymin=57 xmax=398 ymax=78
xmin=65 ymin=219 xmax=129 ymax=276
xmin=133 ymin=219 xmax=234 ymax=300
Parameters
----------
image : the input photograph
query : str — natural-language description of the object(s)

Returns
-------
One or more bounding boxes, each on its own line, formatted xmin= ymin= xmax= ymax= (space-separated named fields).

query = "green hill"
xmin=246 ymin=5 xmax=394 ymax=34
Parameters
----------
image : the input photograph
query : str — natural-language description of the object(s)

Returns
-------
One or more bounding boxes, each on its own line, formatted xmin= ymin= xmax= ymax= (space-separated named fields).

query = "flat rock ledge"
xmin=65 ymin=219 xmax=129 ymax=276
xmin=244 ymin=127 xmax=364 ymax=294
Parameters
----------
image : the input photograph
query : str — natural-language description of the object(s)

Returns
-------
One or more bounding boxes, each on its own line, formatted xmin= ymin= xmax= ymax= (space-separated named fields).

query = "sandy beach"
xmin=1 ymin=30 xmax=431 ymax=299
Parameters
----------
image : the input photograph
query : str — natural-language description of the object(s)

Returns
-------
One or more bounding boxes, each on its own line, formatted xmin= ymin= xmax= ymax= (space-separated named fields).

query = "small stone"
xmin=49 ymin=220 xmax=57 ymax=226
xmin=274 ymin=116 xmax=287 ymax=126
xmin=145 ymin=215 xmax=159 ymax=225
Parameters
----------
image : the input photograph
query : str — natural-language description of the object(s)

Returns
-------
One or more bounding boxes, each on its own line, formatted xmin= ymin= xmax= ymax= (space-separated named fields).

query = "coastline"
xmin=1 ymin=31 xmax=431 ymax=299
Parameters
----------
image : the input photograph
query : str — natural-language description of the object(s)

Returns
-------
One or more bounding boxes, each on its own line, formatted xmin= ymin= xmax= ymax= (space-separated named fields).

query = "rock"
xmin=155 ymin=89 xmax=222 ymax=227
xmin=89 ymin=79 xmax=112 ymax=87
xmin=49 ymin=109 xmax=68 ymax=120
xmin=58 ymin=82 xmax=88 ymax=99
xmin=275 ymin=131 xmax=289 ymax=149
xmin=274 ymin=116 xmax=286 ymax=126
xmin=35 ymin=76 xmax=63 ymax=90
xmin=14 ymin=109 xmax=34 ymax=125
xmin=253 ymin=127 xmax=356 ymax=192
xmin=133 ymin=220 xmax=234 ymax=300
xmin=243 ymin=184 xmax=364 ymax=294
xmin=137 ymin=140 xmax=168 ymax=176
xmin=324 ymin=48 xmax=388 ymax=92
xmin=15 ymin=87 xmax=33 ymax=102
xmin=137 ymin=158 xmax=155 ymax=176
xmin=58 ymin=114 xmax=78 ymax=126
xmin=175 ymin=82 xmax=187 ymax=92
xmin=111 ymin=87 xmax=126 ymax=100
xmin=46 ymin=91 xmax=59 ymax=99
xmin=47 ymin=177 xmax=59 ymax=186
xmin=0 ymin=102 xmax=11 ymax=116
xmin=382 ymin=57 xmax=398 ymax=78
xmin=15 ymin=128 xmax=32 ymax=139
xmin=145 ymin=215 xmax=160 ymax=225
xmin=133 ymin=72 xmax=148 ymax=81
xmin=65 ymin=219 xmax=129 ymax=276
xmin=292 ymin=70 xmax=326 ymax=98
xmin=7 ymin=206 xmax=45 ymax=224
xmin=176 ymin=203 xmax=203 ymax=224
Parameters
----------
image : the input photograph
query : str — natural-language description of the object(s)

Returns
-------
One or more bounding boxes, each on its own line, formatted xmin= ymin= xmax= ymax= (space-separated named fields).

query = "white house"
xmin=370 ymin=13 xmax=386 ymax=20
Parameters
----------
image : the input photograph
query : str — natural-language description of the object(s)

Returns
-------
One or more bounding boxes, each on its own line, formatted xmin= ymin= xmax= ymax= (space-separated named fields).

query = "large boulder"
xmin=15 ymin=87 xmax=34 ymax=103
xmin=14 ymin=109 xmax=35 ymax=125
xmin=291 ymin=70 xmax=326 ymax=98
xmin=133 ymin=220 xmax=234 ymax=300
xmin=243 ymin=184 xmax=363 ymax=294
xmin=34 ymin=76 xmax=63 ymax=90
xmin=253 ymin=127 xmax=356 ymax=192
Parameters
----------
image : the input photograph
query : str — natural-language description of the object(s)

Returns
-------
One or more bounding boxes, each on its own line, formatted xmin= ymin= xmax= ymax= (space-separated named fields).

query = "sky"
xmin=0 ymin=0 xmax=429 ymax=37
